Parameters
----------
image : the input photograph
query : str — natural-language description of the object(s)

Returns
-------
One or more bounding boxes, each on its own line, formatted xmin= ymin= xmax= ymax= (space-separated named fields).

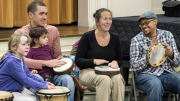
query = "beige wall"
xmin=110 ymin=0 xmax=169 ymax=17
xmin=78 ymin=0 xmax=109 ymax=27
xmin=111 ymin=0 xmax=180 ymax=17
xmin=151 ymin=0 xmax=166 ymax=14
xmin=78 ymin=0 xmax=179 ymax=27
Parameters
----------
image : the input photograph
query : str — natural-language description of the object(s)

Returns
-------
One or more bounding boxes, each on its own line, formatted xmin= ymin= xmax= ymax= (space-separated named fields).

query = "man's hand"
xmin=94 ymin=59 xmax=109 ymax=65
xmin=150 ymin=37 xmax=157 ymax=47
xmin=42 ymin=58 xmax=67 ymax=67
xmin=165 ymin=46 xmax=174 ymax=60
xmin=108 ymin=61 xmax=119 ymax=69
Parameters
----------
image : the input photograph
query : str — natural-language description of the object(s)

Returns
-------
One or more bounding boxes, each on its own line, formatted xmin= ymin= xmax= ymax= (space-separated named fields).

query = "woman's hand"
xmin=94 ymin=59 xmax=109 ymax=65
xmin=108 ymin=61 xmax=119 ymax=69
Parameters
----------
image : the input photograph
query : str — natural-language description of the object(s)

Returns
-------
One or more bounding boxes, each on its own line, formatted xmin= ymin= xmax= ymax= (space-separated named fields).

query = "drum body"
xmin=40 ymin=96 xmax=66 ymax=101
xmin=95 ymin=66 xmax=120 ymax=76
xmin=0 ymin=91 xmax=14 ymax=101
xmin=53 ymin=58 xmax=73 ymax=75
xmin=37 ymin=86 xmax=70 ymax=101
xmin=146 ymin=42 xmax=168 ymax=67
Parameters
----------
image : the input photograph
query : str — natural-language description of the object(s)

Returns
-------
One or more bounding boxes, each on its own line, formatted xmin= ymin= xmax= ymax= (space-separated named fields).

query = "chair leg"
xmin=168 ymin=92 xmax=171 ymax=101
xmin=174 ymin=94 xmax=178 ymax=101
xmin=133 ymin=86 xmax=137 ymax=101
xmin=74 ymin=88 xmax=81 ymax=101
xmin=77 ymin=90 xmax=81 ymax=101
xmin=123 ymin=67 xmax=130 ymax=86
xmin=130 ymin=80 xmax=133 ymax=101
xmin=127 ymin=92 xmax=131 ymax=101
xmin=132 ymin=72 xmax=137 ymax=101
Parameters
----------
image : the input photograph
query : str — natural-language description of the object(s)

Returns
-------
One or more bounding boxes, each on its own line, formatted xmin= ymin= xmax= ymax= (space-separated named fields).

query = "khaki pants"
xmin=79 ymin=68 xmax=125 ymax=101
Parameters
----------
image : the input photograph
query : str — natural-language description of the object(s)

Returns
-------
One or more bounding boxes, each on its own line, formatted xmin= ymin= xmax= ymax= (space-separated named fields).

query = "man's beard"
xmin=145 ymin=32 xmax=151 ymax=37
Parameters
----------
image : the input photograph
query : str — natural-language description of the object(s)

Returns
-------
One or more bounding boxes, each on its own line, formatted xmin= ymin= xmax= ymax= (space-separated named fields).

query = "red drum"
xmin=95 ymin=66 xmax=120 ymax=76
xmin=0 ymin=91 xmax=14 ymax=101
xmin=53 ymin=58 xmax=73 ymax=75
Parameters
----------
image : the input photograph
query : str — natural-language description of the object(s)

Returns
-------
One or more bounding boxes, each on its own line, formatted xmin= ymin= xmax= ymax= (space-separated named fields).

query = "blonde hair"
xmin=0 ymin=32 xmax=31 ymax=60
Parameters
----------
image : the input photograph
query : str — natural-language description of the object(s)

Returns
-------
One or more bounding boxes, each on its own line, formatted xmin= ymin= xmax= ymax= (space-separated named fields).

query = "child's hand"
xmin=31 ymin=70 xmax=38 ymax=74
xmin=48 ymin=85 xmax=56 ymax=89
xmin=47 ymin=82 xmax=56 ymax=89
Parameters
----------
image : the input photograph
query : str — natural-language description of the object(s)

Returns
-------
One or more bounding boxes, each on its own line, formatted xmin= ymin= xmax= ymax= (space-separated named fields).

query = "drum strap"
xmin=45 ymin=95 xmax=53 ymax=101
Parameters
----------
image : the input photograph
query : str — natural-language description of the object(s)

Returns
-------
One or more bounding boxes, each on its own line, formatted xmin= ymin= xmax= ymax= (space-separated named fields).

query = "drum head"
xmin=95 ymin=66 xmax=120 ymax=76
xmin=147 ymin=42 xmax=167 ymax=67
xmin=53 ymin=58 xmax=73 ymax=72
xmin=0 ymin=91 xmax=13 ymax=100
xmin=36 ymin=86 xmax=70 ymax=96
xmin=95 ymin=66 xmax=120 ymax=72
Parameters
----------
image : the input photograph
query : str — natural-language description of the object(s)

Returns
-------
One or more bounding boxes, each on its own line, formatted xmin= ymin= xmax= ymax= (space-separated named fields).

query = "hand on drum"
xmin=47 ymin=82 xmax=56 ymax=89
xmin=150 ymin=37 xmax=157 ymax=47
xmin=108 ymin=61 xmax=119 ymax=69
xmin=164 ymin=46 xmax=174 ymax=59
xmin=43 ymin=58 xmax=67 ymax=68
xmin=94 ymin=59 xmax=109 ymax=65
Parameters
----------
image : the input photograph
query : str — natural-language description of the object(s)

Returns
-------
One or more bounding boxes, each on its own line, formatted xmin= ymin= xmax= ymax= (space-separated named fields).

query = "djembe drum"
xmin=146 ymin=42 xmax=168 ymax=67
xmin=53 ymin=58 xmax=73 ymax=75
xmin=0 ymin=91 xmax=14 ymax=101
xmin=95 ymin=66 xmax=120 ymax=76
xmin=36 ymin=86 xmax=71 ymax=101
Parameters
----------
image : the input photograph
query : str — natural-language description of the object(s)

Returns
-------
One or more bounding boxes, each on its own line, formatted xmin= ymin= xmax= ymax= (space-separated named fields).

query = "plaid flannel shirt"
xmin=130 ymin=29 xmax=180 ymax=76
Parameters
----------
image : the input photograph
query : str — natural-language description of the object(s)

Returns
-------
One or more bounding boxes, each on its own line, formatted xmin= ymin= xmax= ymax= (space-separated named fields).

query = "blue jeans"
xmin=135 ymin=71 xmax=180 ymax=101
xmin=29 ymin=74 xmax=75 ymax=101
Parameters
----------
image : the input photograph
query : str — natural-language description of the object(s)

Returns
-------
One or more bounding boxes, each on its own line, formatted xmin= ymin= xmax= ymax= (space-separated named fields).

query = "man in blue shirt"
xmin=130 ymin=11 xmax=180 ymax=101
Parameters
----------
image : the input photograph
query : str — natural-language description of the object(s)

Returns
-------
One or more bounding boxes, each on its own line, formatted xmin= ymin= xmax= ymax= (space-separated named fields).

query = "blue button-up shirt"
xmin=130 ymin=29 xmax=180 ymax=76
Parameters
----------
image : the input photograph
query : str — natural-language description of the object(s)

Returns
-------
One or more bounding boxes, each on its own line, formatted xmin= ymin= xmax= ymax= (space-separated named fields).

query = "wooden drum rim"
xmin=146 ymin=42 xmax=168 ymax=67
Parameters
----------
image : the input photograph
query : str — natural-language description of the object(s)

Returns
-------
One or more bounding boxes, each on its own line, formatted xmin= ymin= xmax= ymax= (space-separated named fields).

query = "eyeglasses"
xmin=139 ymin=19 xmax=155 ymax=27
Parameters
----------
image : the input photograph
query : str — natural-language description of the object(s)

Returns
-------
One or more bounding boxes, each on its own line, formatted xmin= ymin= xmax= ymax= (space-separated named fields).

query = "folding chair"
xmin=129 ymin=67 xmax=179 ymax=101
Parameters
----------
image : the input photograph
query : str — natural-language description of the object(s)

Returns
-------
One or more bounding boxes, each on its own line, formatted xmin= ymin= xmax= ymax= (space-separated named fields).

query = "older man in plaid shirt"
xmin=130 ymin=11 xmax=180 ymax=101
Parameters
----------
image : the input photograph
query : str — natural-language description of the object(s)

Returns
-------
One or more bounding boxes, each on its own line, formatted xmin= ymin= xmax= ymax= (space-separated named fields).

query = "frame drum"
xmin=95 ymin=66 xmax=120 ymax=76
xmin=36 ymin=86 xmax=70 ymax=101
xmin=0 ymin=91 xmax=14 ymax=101
xmin=146 ymin=42 xmax=168 ymax=67
xmin=53 ymin=58 xmax=73 ymax=75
